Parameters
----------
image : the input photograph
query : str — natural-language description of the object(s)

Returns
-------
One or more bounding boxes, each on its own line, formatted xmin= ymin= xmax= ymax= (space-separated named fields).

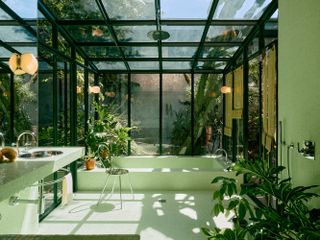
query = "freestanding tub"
xmin=78 ymin=156 xmax=242 ymax=191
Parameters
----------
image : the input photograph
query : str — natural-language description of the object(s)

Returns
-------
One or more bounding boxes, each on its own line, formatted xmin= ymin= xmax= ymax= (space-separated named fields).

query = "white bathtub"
xmin=78 ymin=156 xmax=242 ymax=191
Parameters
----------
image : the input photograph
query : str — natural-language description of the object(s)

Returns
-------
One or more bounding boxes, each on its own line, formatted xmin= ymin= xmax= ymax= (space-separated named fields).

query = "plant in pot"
xmin=85 ymin=103 xmax=131 ymax=170
xmin=202 ymin=159 xmax=320 ymax=240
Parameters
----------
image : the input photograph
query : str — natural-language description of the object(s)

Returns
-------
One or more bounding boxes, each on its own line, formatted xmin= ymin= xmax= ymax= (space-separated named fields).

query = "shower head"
xmin=147 ymin=30 xmax=170 ymax=41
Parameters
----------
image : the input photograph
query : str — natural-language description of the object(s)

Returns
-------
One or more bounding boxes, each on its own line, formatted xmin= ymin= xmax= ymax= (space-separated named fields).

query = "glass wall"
xmin=131 ymin=74 xmax=159 ymax=155
xmin=0 ymin=73 xmax=11 ymax=144
xmin=77 ymin=66 xmax=85 ymax=145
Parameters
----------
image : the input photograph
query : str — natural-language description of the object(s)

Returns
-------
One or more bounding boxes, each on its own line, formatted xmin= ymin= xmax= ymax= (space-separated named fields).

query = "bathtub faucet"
xmin=215 ymin=148 xmax=231 ymax=170
xmin=16 ymin=131 xmax=37 ymax=155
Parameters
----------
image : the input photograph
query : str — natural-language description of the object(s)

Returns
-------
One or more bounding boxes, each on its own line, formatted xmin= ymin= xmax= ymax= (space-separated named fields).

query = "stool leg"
xmin=127 ymin=173 xmax=134 ymax=200
xmin=119 ymin=175 xmax=122 ymax=209
xmin=97 ymin=174 xmax=111 ymax=205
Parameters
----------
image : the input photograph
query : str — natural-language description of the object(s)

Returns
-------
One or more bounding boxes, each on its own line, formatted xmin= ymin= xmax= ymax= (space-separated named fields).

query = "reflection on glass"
xmin=94 ymin=61 xmax=127 ymax=70
xmin=43 ymin=0 xmax=102 ymax=19
xmin=64 ymin=25 xmax=113 ymax=42
xmin=194 ymin=74 xmax=223 ymax=155
xmin=161 ymin=0 xmax=212 ymax=19
xmin=77 ymin=66 xmax=85 ymax=144
xmin=162 ymin=26 xmax=204 ymax=42
xmin=197 ymin=61 xmax=226 ymax=70
xmin=162 ymin=47 xmax=198 ymax=58
xmin=3 ymin=0 xmax=37 ymax=19
xmin=213 ymin=0 xmax=272 ymax=20
xmin=128 ymin=61 xmax=159 ymax=70
xmin=248 ymin=38 xmax=259 ymax=56
xmin=102 ymin=0 xmax=155 ymax=20
xmin=248 ymin=58 xmax=260 ymax=160
xmin=82 ymin=46 xmax=122 ymax=58
xmin=0 ymin=26 xmax=36 ymax=42
xmin=131 ymin=74 xmax=159 ymax=155
xmin=162 ymin=61 xmax=191 ymax=70
xmin=122 ymin=46 xmax=158 ymax=58
xmin=162 ymin=74 xmax=191 ymax=155
xmin=0 ymin=73 xmax=11 ymax=144
xmin=207 ymin=26 xmax=252 ymax=42
xmin=201 ymin=46 xmax=238 ymax=58
xmin=115 ymin=26 xmax=156 ymax=42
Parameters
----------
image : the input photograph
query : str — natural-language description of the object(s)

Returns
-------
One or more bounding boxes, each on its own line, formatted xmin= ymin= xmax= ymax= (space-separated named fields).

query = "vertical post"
xmin=159 ymin=72 xmax=163 ymax=155
xmin=127 ymin=73 xmax=131 ymax=155
xmin=84 ymin=61 xmax=89 ymax=138
xmin=9 ymin=73 xmax=14 ymax=143
xmin=243 ymin=46 xmax=249 ymax=161
xmin=70 ymin=47 xmax=77 ymax=146
xmin=52 ymin=25 xmax=58 ymax=146
xmin=64 ymin=62 xmax=68 ymax=145
xmin=191 ymin=72 xmax=195 ymax=155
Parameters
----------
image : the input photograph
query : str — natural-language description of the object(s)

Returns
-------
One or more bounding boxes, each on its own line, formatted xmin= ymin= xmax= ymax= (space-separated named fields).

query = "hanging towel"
xmin=62 ymin=173 xmax=73 ymax=206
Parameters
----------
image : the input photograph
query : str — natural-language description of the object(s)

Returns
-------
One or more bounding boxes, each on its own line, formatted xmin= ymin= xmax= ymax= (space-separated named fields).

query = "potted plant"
xmin=202 ymin=159 xmax=320 ymax=240
xmin=85 ymin=103 xmax=131 ymax=169
xmin=83 ymin=153 xmax=96 ymax=170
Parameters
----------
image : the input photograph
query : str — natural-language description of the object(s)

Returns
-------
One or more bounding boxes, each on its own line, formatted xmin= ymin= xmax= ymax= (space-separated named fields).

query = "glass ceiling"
xmin=0 ymin=0 xmax=278 ymax=73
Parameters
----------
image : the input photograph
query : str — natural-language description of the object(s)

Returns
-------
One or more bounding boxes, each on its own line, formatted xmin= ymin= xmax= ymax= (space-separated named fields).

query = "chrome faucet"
xmin=16 ymin=131 xmax=37 ymax=155
xmin=215 ymin=148 xmax=230 ymax=170
xmin=0 ymin=132 xmax=4 ymax=148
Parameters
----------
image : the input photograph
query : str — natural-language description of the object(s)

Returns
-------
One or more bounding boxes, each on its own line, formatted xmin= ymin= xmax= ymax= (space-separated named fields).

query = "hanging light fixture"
xmin=220 ymin=86 xmax=232 ymax=94
xmin=9 ymin=53 xmax=38 ymax=75
xmin=89 ymin=86 xmax=101 ymax=94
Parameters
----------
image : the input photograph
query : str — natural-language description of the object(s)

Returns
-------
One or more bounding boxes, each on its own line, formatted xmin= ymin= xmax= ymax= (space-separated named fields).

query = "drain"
xmin=158 ymin=199 xmax=166 ymax=203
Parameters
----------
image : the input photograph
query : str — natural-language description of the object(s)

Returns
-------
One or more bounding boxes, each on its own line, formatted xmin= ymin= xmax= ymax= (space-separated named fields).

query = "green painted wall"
xmin=279 ymin=0 xmax=320 ymax=207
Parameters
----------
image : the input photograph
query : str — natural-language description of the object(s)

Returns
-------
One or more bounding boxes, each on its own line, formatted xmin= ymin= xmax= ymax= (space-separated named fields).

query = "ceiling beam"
xmin=98 ymin=69 xmax=224 ymax=74
xmin=87 ymin=57 xmax=230 ymax=62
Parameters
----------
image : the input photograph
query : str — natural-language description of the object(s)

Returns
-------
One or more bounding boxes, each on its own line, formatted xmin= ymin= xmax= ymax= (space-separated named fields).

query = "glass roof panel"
xmin=0 ymin=47 xmax=12 ymax=58
xmin=0 ymin=26 xmax=36 ymax=42
xmin=271 ymin=9 xmax=278 ymax=19
xmin=163 ymin=61 xmax=191 ymax=70
xmin=3 ymin=0 xmax=37 ymax=19
xmin=42 ymin=0 xmax=103 ymax=20
xmin=0 ymin=7 xmax=12 ymax=20
xmin=197 ymin=61 xmax=226 ymax=70
xmin=213 ymin=0 xmax=272 ymax=20
xmin=161 ymin=0 xmax=212 ymax=19
xmin=162 ymin=26 xmax=204 ymax=42
xmin=115 ymin=26 xmax=157 ymax=42
xmin=102 ymin=0 xmax=155 ymax=20
xmin=206 ymin=25 xmax=253 ymax=42
xmin=82 ymin=46 xmax=122 ymax=58
xmin=64 ymin=25 xmax=113 ymax=42
xmin=162 ymin=47 xmax=198 ymax=58
xmin=122 ymin=46 xmax=158 ymax=58
xmin=94 ymin=61 xmax=127 ymax=70
xmin=201 ymin=46 xmax=238 ymax=58
xmin=128 ymin=61 xmax=159 ymax=70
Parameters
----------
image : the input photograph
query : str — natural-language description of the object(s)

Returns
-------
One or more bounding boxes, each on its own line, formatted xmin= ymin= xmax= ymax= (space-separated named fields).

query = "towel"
xmin=61 ymin=173 xmax=73 ymax=206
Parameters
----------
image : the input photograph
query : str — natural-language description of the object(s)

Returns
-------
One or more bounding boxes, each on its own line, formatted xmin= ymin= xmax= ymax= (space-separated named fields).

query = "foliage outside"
xmin=202 ymin=160 xmax=320 ymax=240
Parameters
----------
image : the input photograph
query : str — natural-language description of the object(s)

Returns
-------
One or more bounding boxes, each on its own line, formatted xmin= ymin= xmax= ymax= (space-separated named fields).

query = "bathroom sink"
xmin=19 ymin=150 xmax=63 ymax=159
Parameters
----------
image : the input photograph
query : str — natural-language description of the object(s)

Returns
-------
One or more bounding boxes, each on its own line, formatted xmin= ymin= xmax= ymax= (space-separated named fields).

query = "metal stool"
xmin=97 ymin=168 xmax=134 ymax=209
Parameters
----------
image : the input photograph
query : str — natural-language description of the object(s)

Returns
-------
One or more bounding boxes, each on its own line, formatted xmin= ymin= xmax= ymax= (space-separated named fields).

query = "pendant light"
xmin=220 ymin=86 xmax=232 ymax=94
xmin=9 ymin=53 xmax=38 ymax=75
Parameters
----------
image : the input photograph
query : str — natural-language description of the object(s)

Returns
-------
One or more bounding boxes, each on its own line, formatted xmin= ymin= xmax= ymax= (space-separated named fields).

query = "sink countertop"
xmin=0 ymin=147 xmax=85 ymax=203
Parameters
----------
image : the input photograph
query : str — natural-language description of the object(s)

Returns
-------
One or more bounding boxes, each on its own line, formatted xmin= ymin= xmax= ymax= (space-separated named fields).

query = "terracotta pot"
xmin=85 ymin=159 xmax=96 ymax=170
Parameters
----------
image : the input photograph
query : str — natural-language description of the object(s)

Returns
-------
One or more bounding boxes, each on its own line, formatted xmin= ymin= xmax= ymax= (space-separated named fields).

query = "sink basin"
xmin=19 ymin=150 xmax=63 ymax=159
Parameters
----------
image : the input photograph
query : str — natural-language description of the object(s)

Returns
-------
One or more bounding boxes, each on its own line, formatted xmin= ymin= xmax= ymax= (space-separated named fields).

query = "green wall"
xmin=279 ymin=0 xmax=320 ymax=207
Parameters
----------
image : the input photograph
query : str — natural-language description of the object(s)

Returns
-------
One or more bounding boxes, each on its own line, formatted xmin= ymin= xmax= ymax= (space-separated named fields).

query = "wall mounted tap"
xmin=16 ymin=131 xmax=37 ymax=155
xmin=215 ymin=148 xmax=231 ymax=170
xmin=297 ymin=140 xmax=315 ymax=160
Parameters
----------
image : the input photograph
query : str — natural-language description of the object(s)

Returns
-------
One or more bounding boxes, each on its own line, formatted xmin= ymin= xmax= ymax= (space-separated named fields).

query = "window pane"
xmin=115 ymin=26 xmax=157 ymax=42
xmin=163 ymin=74 xmax=191 ymax=155
xmin=102 ymin=0 xmax=155 ymax=20
xmin=213 ymin=0 xmax=272 ymax=20
xmin=162 ymin=26 xmax=204 ymax=42
xmin=201 ymin=46 xmax=238 ymax=58
xmin=161 ymin=0 xmax=212 ymax=19
xmin=194 ymin=74 xmax=223 ymax=155
xmin=207 ymin=26 xmax=252 ymax=42
xmin=162 ymin=47 xmax=197 ymax=58
xmin=122 ymin=46 xmax=158 ymax=58
xmin=42 ymin=0 xmax=103 ymax=19
xmin=131 ymin=74 xmax=159 ymax=155
xmin=64 ymin=25 xmax=113 ymax=42
xmin=94 ymin=61 xmax=127 ymax=70
xmin=0 ymin=26 xmax=36 ymax=42
xmin=197 ymin=61 xmax=226 ymax=70
xmin=163 ymin=61 xmax=191 ymax=70
xmin=3 ymin=0 xmax=37 ymax=19
xmin=0 ymin=8 xmax=12 ymax=20
xmin=77 ymin=66 xmax=85 ymax=145
xmin=0 ymin=73 xmax=11 ymax=144
xmin=128 ymin=61 xmax=159 ymax=70
xmin=82 ymin=46 xmax=122 ymax=58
